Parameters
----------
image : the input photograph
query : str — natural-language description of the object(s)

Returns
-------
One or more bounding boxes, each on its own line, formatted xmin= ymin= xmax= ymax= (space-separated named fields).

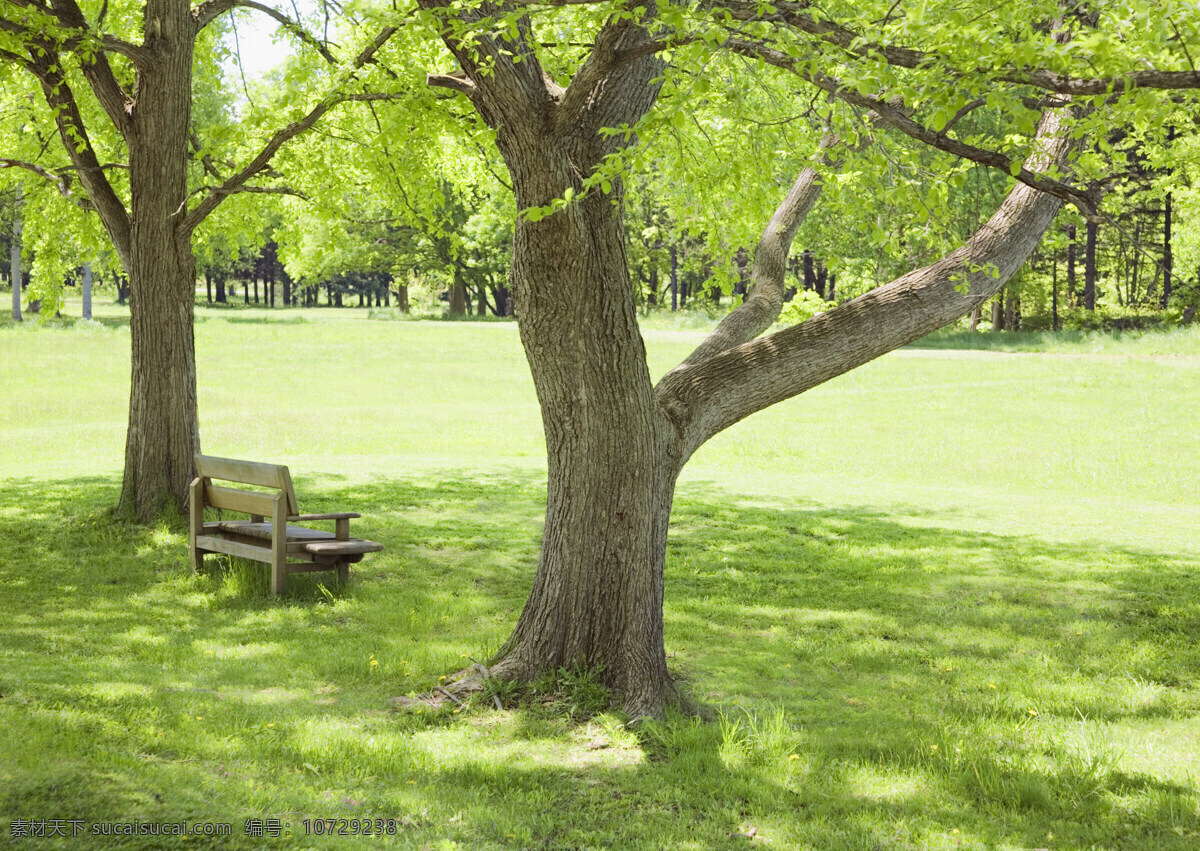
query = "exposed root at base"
xmin=387 ymin=661 xmax=498 ymax=712
xmin=388 ymin=659 xmax=708 ymax=721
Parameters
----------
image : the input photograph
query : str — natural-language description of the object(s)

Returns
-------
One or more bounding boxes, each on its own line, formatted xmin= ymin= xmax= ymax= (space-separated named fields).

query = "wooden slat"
xmin=189 ymin=477 xmax=207 ymax=573
xmin=278 ymin=464 xmax=299 ymax=518
xmin=195 ymin=454 xmax=288 ymax=488
xmin=204 ymin=484 xmax=276 ymax=516
xmin=284 ymin=562 xmax=351 ymax=574
xmin=207 ymin=528 xmax=315 ymax=557
xmin=216 ymin=521 xmax=336 ymax=542
xmin=195 ymin=535 xmax=270 ymax=561
xmin=194 ymin=454 xmax=300 ymax=519
xmin=271 ymin=488 xmax=288 ymax=595
xmin=304 ymin=540 xmax=383 ymax=556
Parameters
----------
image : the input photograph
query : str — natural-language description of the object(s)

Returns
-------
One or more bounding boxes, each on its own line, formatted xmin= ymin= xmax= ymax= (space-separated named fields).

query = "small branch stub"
xmin=427 ymin=71 xmax=476 ymax=97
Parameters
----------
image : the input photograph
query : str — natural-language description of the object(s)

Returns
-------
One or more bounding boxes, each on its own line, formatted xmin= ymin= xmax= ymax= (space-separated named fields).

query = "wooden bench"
xmin=189 ymin=454 xmax=383 ymax=595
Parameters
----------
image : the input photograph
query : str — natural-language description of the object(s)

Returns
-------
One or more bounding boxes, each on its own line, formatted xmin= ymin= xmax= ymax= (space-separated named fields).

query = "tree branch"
xmin=44 ymin=0 xmax=136 ymax=132
xmin=3 ymin=0 xmax=137 ymax=130
xmin=99 ymin=33 xmax=153 ymax=67
xmin=24 ymin=51 xmax=132 ymax=262
xmin=427 ymin=71 xmax=476 ymax=97
xmin=180 ymin=23 xmax=399 ymax=235
xmin=724 ymin=38 xmax=1099 ymax=216
xmin=1001 ymin=68 xmax=1200 ymax=96
xmin=710 ymin=0 xmax=1200 ymax=95
xmin=555 ymin=13 xmax=668 ymax=134
xmin=656 ymin=107 xmax=1077 ymax=459
xmin=418 ymin=0 xmax=555 ymax=132
xmin=679 ymin=131 xmax=843 ymax=366
xmin=184 ymin=182 xmax=308 ymax=203
xmin=0 ymin=158 xmax=95 ymax=210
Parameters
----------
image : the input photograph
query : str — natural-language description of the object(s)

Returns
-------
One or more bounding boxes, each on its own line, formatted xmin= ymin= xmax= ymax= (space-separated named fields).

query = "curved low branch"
xmin=656 ymin=107 xmax=1076 ymax=459
xmin=680 ymin=131 xmax=842 ymax=366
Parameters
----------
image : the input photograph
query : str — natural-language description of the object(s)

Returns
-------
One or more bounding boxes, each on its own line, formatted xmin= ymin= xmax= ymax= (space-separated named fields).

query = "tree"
xmin=408 ymin=0 xmax=1200 ymax=717
xmin=8 ymin=198 xmax=20 ymax=322
xmin=0 ymin=0 xmax=402 ymax=520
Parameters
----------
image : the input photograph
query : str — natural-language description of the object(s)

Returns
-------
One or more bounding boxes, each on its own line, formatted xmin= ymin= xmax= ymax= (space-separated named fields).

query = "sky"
xmin=221 ymin=8 xmax=296 ymax=80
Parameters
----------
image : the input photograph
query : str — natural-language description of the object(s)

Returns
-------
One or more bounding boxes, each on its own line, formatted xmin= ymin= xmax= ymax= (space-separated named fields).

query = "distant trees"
xmin=0 ymin=0 xmax=414 ymax=519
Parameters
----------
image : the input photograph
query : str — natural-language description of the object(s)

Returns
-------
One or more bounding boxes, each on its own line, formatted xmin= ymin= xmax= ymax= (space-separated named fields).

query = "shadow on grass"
xmin=910 ymin=322 xmax=1200 ymax=353
xmin=1 ymin=471 xmax=1197 ymax=848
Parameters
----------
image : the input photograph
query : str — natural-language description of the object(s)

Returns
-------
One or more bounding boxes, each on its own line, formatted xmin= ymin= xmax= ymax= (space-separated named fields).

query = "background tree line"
xmin=6 ymin=120 xmax=1196 ymax=330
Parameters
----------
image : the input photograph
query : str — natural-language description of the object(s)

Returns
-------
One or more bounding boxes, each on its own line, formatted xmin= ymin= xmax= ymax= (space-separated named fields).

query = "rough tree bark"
xmin=425 ymin=0 xmax=1078 ymax=717
xmin=118 ymin=0 xmax=202 ymax=520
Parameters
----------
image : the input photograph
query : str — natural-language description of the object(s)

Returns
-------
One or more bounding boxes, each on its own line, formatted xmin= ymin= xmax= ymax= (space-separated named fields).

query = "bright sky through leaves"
xmin=222 ymin=8 xmax=294 ymax=80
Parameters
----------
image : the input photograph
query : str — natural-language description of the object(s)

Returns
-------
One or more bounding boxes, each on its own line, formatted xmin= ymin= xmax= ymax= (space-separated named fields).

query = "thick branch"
xmin=656 ymin=107 xmax=1076 ymax=458
xmin=99 ymin=33 xmax=153 ymax=66
xmin=181 ymin=24 xmax=398 ymax=234
xmin=46 ymin=0 xmax=136 ymax=132
xmin=712 ymin=0 xmax=1200 ymax=95
xmin=1003 ymin=68 xmax=1200 ymax=95
xmin=427 ymin=71 xmax=476 ymax=96
xmin=419 ymin=0 xmax=555 ymax=131
xmin=725 ymin=38 xmax=1098 ymax=216
xmin=26 ymin=52 xmax=131 ymax=262
xmin=555 ymin=13 xmax=668 ymax=134
xmin=681 ymin=132 xmax=841 ymax=366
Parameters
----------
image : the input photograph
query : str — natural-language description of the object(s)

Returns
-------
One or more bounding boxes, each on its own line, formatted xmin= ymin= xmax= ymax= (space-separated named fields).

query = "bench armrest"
xmin=291 ymin=513 xmax=361 ymax=521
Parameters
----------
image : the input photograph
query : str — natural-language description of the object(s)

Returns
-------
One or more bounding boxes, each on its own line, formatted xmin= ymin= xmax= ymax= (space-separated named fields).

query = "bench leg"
xmin=270 ymin=556 xmax=287 ymax=596
xmin=270 ymin=493 xmax=288 ymax=595
xmin=337 ymin=562 xmax=350 ymax=585
xmin=188 ymin=477 xmax=205 ymax=574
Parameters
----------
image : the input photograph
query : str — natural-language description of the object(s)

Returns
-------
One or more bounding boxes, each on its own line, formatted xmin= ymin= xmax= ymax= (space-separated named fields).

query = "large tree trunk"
xmin=423 ymin=10 xmax=681 ymax=715
xmin=116 ymin=2 xmax=200 ymax=520
xmin=490 ymin=140 xmax=682 ymax=718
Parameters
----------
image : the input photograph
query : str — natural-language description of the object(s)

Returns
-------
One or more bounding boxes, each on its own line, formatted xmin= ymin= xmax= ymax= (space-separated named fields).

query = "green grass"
xmin=1 ymin=297 xmax=1199 ymax=849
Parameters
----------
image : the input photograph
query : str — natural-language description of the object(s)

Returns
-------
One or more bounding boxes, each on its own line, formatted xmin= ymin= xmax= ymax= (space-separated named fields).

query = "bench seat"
xmin=206 ymin=521 xmax=337 ymax=541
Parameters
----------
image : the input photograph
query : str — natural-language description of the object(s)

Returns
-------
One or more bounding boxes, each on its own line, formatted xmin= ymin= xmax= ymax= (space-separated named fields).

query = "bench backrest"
xmin=194 ymin=454 xmax=300 ymax=518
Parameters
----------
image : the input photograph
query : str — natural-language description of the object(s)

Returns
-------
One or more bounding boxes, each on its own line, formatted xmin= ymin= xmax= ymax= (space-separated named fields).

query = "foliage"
xmin=777 ymin=289 xmax=832 ymax=325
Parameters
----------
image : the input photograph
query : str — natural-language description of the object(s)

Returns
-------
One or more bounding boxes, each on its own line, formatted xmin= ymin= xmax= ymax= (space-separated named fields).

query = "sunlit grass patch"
xmin=2 ymin=310 xmax=1199 ymax=847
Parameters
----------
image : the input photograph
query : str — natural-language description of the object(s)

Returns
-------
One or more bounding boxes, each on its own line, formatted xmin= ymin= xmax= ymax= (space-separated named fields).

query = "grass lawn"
xmin=1 ymin=299 xmax=1198 ymax=849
